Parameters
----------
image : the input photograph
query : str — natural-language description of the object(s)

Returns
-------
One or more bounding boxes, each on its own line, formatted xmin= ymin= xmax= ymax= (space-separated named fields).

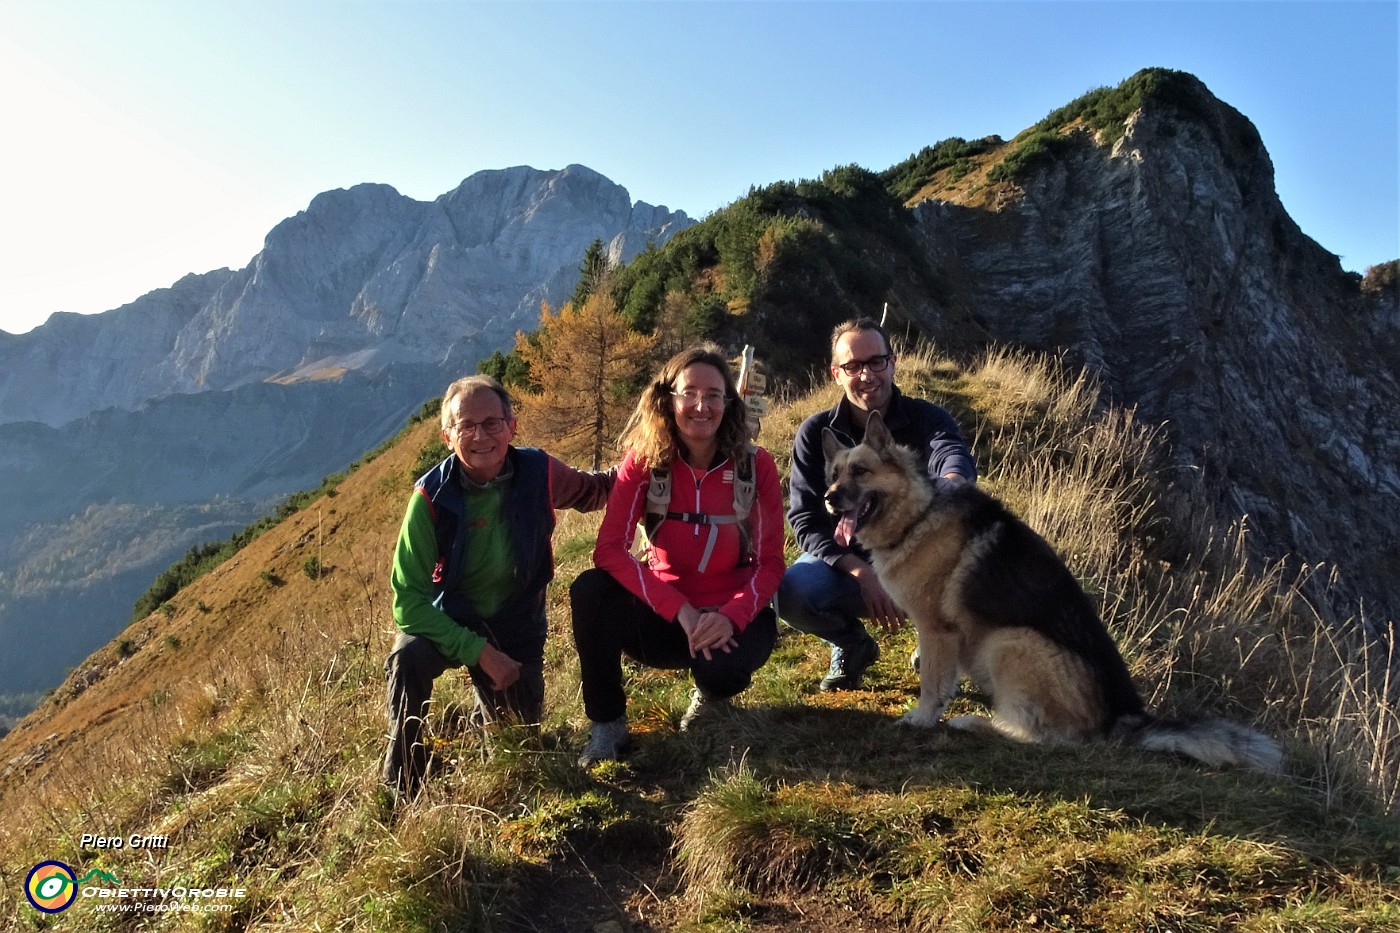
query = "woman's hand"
xmin=677 ymin=605 xmax=739 ymax=660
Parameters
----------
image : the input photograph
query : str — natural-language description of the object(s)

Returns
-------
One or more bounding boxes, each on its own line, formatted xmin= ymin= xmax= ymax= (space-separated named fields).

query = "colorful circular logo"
xmin=25 ymin=861 xmax=78 ymax=913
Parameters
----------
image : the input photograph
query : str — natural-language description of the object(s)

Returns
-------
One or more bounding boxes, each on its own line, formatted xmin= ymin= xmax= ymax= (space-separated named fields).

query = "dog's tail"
xmin=1113 ymin=714 xmax=1285 ymax=775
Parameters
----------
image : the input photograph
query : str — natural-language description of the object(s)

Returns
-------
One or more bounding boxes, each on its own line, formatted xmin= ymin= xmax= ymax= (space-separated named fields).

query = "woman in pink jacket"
xmin=572 ymin=344 xmax=785 ymax=766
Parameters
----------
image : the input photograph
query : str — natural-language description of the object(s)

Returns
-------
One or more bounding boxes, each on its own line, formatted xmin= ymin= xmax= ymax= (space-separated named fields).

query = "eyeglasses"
xmin=835 ymin=354 xmax=892 ymax=376
xmin=671 ymin=389 xmax=729 ymax=408
xmin=446 ymin=416 xmax=509 ymax=437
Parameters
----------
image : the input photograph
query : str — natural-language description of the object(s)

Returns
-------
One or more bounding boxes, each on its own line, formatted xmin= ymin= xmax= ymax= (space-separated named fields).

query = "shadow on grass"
xmin=593 ymin=700 xmax=1393 ymax=866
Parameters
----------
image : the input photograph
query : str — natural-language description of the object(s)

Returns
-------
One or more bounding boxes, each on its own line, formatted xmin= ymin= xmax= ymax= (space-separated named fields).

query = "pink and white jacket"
xmin=592 ymin=446 xmax=786 ymax=631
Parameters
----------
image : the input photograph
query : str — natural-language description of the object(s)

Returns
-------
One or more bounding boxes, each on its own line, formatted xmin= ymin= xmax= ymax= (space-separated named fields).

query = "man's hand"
xmin=840 ymin=557 xmax=905 ymax=634
xmin=677 ymin=605 xmax=739 ymax=661
xmin=476 ymin=642 xmax=522 ymax=691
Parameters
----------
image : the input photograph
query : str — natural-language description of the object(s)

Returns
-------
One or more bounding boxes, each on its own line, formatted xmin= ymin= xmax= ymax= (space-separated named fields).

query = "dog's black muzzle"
xmin=823 ymin=486 xmax=849 ymax=515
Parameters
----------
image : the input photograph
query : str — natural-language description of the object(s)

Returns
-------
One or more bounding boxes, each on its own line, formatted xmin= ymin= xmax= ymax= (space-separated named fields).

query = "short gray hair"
xmin=440 ymin=375 xmax=514 ymax=428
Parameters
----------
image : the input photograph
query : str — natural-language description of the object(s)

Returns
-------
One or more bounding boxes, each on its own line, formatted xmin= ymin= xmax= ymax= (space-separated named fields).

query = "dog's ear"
xmin=863 ymin=410 xmax=894 ymax=454
xmin=822 ymin=427 xmax=847 ymax=464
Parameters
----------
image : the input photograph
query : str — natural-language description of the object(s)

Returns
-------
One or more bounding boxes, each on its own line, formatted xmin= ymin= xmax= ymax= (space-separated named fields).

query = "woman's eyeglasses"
xmin=671 ymin=390 xmax=729 ymax=408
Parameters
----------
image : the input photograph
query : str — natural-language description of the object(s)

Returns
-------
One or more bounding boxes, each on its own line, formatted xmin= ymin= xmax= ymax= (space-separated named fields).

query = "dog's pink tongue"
xmin=834 ymin=514 xmax=855 ymax=547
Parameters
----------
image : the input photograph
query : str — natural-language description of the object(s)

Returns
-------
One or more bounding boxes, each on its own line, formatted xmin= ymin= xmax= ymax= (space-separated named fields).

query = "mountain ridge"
xmin=599 ymin=68 xmax=1398 ymax=628
xmin=0 ymin=163 xmax=692 ymax=426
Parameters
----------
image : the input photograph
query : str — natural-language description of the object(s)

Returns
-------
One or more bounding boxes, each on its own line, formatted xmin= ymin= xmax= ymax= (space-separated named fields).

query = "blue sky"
xmin=0 ymin=0 xmax=1395 ymax=335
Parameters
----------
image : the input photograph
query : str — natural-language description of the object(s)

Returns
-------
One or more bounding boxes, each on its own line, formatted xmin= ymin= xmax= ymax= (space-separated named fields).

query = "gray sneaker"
xmin=578 ymin=716 xmax=631 ymax=767
xmin=679 ymin=687 xmax=731 ymax=732
xmin=820 ymin=635 xmax=881 ymax=692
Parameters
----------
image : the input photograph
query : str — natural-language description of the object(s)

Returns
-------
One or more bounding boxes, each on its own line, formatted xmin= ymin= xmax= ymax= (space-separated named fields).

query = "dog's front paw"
xmin=898 ymin=706 xmax=944 ymax=729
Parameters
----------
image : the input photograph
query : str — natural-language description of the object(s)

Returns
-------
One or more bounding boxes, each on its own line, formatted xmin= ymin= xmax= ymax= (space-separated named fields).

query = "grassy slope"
xmin=0 ymin=345 xmax=1395 ymax=932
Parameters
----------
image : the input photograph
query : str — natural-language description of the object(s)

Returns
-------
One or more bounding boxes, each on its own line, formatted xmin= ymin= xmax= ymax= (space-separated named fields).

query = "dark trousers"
xmin=570 ymin=567 xmax=778 ymax=723
xmin=381 ymin=632 xmax=545 ymax=796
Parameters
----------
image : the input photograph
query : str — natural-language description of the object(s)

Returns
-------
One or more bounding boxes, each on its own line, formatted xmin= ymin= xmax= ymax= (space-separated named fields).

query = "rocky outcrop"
xmin=0 ymin=164 xmax=692 ymax=426
xmin=911 ymin=73 xmax=1400 ymax=623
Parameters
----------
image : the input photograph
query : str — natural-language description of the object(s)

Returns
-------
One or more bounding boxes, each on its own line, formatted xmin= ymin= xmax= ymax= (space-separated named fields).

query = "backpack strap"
xmin=731 ymin=446 xmax=756 ymax=566
xmin=643 ymin=466 xmax=672 ymax=541
xmin=732 ymin=446 xmax=755 ymax=524
xmin=642 ymin=447 xmax=758 ymax=572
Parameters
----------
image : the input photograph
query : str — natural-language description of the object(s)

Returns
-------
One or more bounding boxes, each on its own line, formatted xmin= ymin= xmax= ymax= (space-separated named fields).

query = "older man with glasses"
xmin=779 ymin=318 xmax=977 ymax=692
xmin=382 ymin=374 xmax=612 ymax=800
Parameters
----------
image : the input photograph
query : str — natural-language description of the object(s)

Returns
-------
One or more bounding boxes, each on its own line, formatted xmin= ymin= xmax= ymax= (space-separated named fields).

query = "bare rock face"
xmin=0 ymin=164 xmax=692 ymax=426
xmin=0 ymin=270 xmax=233 ymax=424
xmin=912 ymin=74 xmax=1400 ymax=622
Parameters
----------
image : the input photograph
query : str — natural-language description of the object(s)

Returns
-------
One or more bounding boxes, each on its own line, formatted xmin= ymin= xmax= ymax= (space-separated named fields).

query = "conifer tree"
xmin=570 ymin=238 xmax=611 ymax=308
xmin=514 ymin=292 xmax=655 ymax=470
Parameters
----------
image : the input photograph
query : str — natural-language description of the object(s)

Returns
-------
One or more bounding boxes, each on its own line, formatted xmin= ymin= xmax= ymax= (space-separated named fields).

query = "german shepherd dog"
xmin=822 ymin=412 xmax=1282 ymax=773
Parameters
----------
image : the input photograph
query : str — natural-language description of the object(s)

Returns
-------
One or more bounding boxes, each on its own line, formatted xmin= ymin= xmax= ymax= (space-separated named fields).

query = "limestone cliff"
xmin=0 ymin=164 xmax=691 ymax=426
xmin=909 ymin=72 xmax=1400 ymax=623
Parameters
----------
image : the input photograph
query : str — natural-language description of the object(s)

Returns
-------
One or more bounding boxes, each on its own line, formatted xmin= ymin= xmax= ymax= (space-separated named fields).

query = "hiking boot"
xmin=819 ymin=635 xmax=881 ymax=692
xmin=679 ymin=687 xmax=731 ymax=733
xmin=578 ymin=716 xmax=631 ymax=767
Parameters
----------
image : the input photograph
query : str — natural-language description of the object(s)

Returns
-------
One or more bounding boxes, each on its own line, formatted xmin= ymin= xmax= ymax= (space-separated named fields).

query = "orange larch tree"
xmin=513 ymin=292 xmax=656 ymax=470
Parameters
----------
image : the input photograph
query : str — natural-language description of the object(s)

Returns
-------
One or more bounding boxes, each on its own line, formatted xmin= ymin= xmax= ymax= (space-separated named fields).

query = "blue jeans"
xmin=777 ymin=553 xmax=871 ymax=651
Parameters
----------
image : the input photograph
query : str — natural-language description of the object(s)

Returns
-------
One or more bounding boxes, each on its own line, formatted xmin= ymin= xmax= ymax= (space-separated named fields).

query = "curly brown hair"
xmin=619 ymin=343 xmax=748 ymax=468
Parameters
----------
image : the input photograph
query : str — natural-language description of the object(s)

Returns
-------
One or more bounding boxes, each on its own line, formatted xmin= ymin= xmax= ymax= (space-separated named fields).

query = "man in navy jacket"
xmin=780 ymin=318 xmax=976 ymax=691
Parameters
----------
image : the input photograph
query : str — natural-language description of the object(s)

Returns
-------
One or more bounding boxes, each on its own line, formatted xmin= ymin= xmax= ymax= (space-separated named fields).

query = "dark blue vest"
xmin=415 ymin=447 xmax=555 ymax=658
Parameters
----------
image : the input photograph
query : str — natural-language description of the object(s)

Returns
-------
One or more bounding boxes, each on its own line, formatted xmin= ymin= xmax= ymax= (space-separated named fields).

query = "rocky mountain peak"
xmin=908 ymin=69 xmax=1400 ymax=622
xmin=0 ymin=166 xmax=693 ymax=426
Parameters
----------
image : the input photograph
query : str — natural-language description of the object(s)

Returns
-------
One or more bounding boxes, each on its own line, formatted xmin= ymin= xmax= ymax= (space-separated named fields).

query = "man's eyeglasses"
xmin=446 ymin=416 xmax=509 ymax=436
xmin=671 ymin=389 xmax=729 ymax=408
xmin=835 ymin=354 xmax=893 ymax=377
